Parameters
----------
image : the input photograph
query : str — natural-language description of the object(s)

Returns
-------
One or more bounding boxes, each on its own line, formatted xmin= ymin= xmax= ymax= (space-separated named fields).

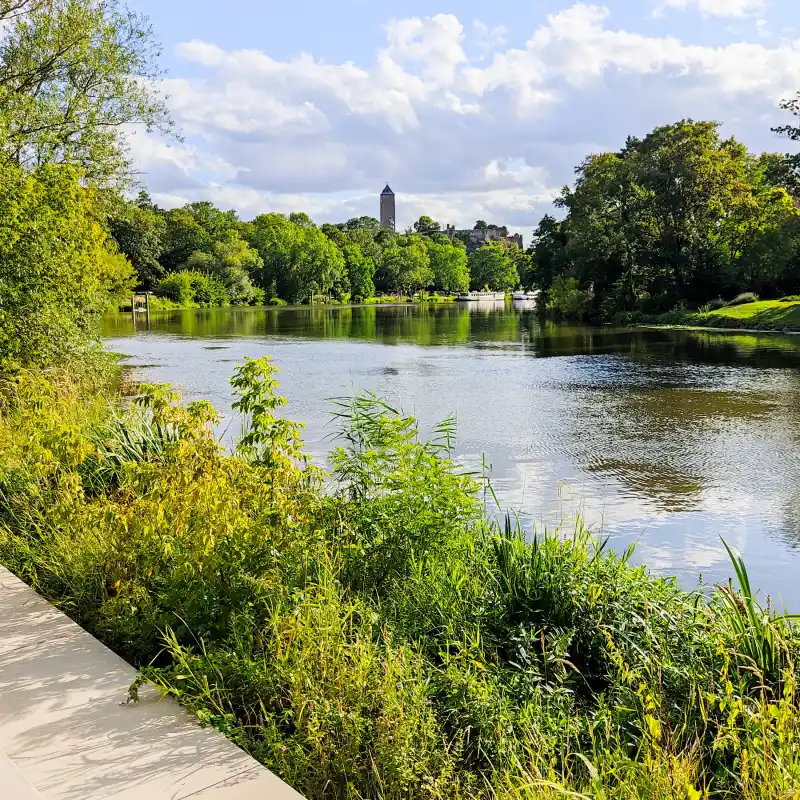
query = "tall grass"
xmin=1 ymin=358 xmax=798 ymax=799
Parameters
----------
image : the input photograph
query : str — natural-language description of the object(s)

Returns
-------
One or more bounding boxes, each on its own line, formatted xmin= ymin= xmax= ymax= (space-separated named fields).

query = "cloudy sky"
xmin=127 ymin=0 xmax=800 ymax=236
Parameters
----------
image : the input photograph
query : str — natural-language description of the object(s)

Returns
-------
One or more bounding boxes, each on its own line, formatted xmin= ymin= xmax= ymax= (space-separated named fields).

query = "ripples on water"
xmin=103 ymin=303 xmax=800 ymax=605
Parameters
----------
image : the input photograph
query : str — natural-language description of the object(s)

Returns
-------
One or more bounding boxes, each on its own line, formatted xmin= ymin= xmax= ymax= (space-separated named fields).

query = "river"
xmin=103 ymin=302 xmax=800 ymax=606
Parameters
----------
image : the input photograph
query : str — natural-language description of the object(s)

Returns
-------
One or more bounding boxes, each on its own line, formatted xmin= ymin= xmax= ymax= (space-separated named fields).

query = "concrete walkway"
xmin=0 ymin=565 xmax=303 ymax=799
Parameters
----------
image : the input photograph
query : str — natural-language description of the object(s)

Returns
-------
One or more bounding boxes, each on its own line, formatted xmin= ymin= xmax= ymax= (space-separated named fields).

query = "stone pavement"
xmin=0 ymin=565 xmax=303 ymax=799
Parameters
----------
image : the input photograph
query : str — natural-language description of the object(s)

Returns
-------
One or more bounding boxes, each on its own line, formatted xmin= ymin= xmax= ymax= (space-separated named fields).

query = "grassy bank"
xmin=641 ymin=299 xmax=800 ymax=332
xmin=1 ymin=361 xmax=799 ymax=799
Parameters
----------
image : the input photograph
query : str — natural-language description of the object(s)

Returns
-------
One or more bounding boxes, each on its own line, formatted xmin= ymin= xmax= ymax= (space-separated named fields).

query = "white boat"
xmin=457 ymin=291 xmax=506 ymax=302
xmin=512 ymin=290 xmax=540 ymax=301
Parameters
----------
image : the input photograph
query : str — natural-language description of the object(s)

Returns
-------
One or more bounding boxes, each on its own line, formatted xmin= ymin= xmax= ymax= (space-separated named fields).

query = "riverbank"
xmin=637 ymin=299 xmax=800 ymax=332
xmin=1 ymin=360 xmax=799 ymax=799
xmin=119 ymin=294 xmax=459 ymax=313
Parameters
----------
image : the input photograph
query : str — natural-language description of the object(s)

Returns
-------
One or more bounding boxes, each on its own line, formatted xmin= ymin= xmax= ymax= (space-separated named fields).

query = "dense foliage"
xmin=0 ymin=163 xmax=135 ymax=372
xmin=1 ymin=361 xmax=799 ymax=799
xmin=532 ymin=120 xmax=800 ymax=321
xmin=0 ymin=0 xmax=171 ymax=185
xmin=106 ymin=197 xmax=529 ymax=303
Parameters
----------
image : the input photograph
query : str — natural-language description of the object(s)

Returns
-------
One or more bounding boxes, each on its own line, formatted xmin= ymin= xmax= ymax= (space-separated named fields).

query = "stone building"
xmin=380 ymin=185 xmax=396 ymax=232
xmin=443 ymin=224 xmax=523 ymax=253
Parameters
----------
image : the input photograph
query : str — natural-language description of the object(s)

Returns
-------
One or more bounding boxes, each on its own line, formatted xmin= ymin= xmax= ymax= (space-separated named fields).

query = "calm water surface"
xmin=103 ymin=303 xmax=800 ymax=605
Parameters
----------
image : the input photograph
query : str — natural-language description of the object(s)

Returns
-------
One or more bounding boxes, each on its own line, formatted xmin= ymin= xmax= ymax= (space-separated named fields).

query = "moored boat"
xmin=457 ymin=291 xmax=506 ymax=302
xmin=512 ymin=290 xmax=541 ymax=301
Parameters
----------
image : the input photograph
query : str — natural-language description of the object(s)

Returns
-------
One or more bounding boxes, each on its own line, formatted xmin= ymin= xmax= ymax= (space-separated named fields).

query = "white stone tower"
xmin=380 ymin=184 xmax=395 ymax=232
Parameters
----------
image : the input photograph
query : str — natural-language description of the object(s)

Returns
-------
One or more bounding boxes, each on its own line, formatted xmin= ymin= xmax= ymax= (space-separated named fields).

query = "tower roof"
xmin=381 ymin=184 xmax=394 ymax=196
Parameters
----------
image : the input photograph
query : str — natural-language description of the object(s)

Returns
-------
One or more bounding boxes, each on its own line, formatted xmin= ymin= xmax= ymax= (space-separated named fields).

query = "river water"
xmin=103 ymin=302 xmax=800 ymax=606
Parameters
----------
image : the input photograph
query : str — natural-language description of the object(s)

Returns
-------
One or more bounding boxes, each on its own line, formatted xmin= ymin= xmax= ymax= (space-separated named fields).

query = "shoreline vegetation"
xmin=631 ymin=299 xmax=800 ymax=333
xmin=120 ymin=292 xmax=461 ymax=313
xmin=2 ymin=1 xmax=800 ymax=797
xmin=1 ymin=360 xmax=799 ymax=799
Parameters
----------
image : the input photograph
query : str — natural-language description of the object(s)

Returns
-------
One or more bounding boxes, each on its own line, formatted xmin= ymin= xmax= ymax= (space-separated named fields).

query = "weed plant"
xmin=1 ymin=358 xmax=799 ymax=799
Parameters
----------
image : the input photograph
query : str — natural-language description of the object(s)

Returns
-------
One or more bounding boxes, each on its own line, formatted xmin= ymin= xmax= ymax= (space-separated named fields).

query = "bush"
xmin=0 ymin=163 xmax=136 ymax=373
xmin=547 ymin=276 xmax=591 ymax=319
xmin=726 ymin=292 xmax=759 ymax=307
xmin=780 ymin=295 xmax=800 ymax=303
xmin=154 ymin=270 xmax=229 ymax=307
xmin=706 ymin=297 xmax=726 ymax=311
xmin=154 ymin=271 xmax=194 ymax=305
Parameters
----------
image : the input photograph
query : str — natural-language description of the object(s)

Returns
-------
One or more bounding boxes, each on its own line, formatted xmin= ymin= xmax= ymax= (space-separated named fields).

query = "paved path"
xmin=0 ymin=565 xmax=303 ymax=799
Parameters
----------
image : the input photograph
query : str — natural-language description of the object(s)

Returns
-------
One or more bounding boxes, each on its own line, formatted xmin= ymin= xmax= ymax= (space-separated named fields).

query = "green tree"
xmin=344 ymin=216 xmax=381 ymax=235
xmin=249 ymin=214 xmax=346 ymax=303
xmin=321 ymin=224 xmax=375 ymax=300
xmin=185 ymin=234 xmax=263 ymax=305
xmin=0 ymin=0 xmax=172 ymax=185
xmin=528 ymin=215 xmax=567 ymax=291
xmin=382 ymin=235 xmax=433 ymax=295
xmin=474 ymin=220 xmax=488 ymax=230
xmin=469 ymin=243 xmax=518 ymax=290
xmin=107 ymin=200 xmax=166 ymax=288
xmin=544 ymin=119 xmax=798 ymax=316
xmin=160 ymin=208 xmax=212 ymax=272
xmin=154 ymin=269 xmax=228 ymax=307
xmin=183 ymin=202 xmax=239 ymax=240
xmin=0 ymin=163 xmax=135 ymax=371
xmin=413 ymin=215 xmax=441 ymax=235
xmin=288 ymin=212 xmax=313 ymax=228
xmin=426 ymin=239 xmax=469 ymax=293
xmin=342 ymin=243 xmax=374 ymax=300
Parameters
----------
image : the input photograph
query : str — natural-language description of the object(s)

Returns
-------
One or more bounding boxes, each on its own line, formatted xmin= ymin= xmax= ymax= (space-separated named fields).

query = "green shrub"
xmin=0 ymin=163 xmax=136 ymax=373
xmin=727 ymin=292 xmax=760 ymax=306
xmin=547 ymin=276 xmax=591 ymax=319
xmin=154 ymin=270 xmax=229 ymax=307
xmin=780 ymin=295 xmax=800 ymax=303
xmin=154 ymin=271 xmax=194 ymax=305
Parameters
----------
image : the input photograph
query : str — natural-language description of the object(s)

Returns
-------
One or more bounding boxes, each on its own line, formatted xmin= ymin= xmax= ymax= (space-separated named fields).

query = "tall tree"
xmin=249 ymin=214 xmax=346 ymax=303
xmin=469 ymin=243 xmax=518 ymax=290
xmin=426 ymin=239 xmax=469 ymax=293
xmin=382 ymin=235 xmax=433 ymax=296
xmin=0 ymin=0 xmax=172 ymax=185
xmin=413 ymin=215 xmax=441 ymax=235
xmin=0 ymin=162 xmax=136 ymax=370
xmin=107 ymin=200 xmax=165 ymax=288
xmin=185 ymin=234 xmax=263 ymax=305
xmin=160 ymin=208 xmax=212 ymax=272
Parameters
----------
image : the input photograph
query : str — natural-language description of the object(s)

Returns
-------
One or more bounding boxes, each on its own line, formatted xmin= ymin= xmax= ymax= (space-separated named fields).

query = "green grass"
xmin=1 ymin=361 xmax=799 ymax=799
xmin=651 ymin=300 xmax=800 ymax=331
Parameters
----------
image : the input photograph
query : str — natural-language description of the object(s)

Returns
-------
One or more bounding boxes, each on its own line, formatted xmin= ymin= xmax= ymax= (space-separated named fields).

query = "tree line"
xmin=531 ymin=119 xmax=800 ymax=321
xmin=3 ymin=0 xmax=800 ymax=371
xmin=106 ymin=197 xmax=533 ymax=306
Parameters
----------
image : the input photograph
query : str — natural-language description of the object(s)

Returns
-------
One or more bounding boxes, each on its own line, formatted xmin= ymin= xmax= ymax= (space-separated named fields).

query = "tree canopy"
xmin=469 ymin=243 xmax=519 ymax=291
xmin=534 ymin=119 xmax=800 ymax=319
xmin=0 ymin=0 xmax=172 ymax=185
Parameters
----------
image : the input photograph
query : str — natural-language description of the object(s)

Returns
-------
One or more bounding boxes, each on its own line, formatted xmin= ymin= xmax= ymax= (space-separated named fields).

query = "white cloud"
xmin=133 ymin=4 xmax=800 ymax=231
xmin=654 ymin=0 xmax=766 ymax=17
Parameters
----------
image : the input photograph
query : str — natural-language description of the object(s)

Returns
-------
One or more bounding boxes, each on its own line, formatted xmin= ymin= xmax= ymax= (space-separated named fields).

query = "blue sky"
xmin=126 ymin=0 xmax=800 ymax=234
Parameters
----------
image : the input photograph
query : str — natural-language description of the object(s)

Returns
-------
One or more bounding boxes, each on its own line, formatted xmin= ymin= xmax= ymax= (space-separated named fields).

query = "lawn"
xmin=687 ymin=299 xmax=800 ymax=330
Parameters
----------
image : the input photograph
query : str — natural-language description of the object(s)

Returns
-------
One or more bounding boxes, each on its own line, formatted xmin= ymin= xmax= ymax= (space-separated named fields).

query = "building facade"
xmin=443 ymin=224 xmax=523 ymax=253
xmin=380 ymin=185 xmax=396 ymax=231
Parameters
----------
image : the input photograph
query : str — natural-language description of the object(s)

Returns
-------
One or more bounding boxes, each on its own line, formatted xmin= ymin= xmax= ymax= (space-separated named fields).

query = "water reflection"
xmin=103 ymin=304 xmax=800 ymax=604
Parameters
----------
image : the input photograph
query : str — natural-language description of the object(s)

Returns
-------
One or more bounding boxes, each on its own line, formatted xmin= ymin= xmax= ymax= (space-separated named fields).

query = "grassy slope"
xmin=684 ymin=300 xmax=800 ymax=330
